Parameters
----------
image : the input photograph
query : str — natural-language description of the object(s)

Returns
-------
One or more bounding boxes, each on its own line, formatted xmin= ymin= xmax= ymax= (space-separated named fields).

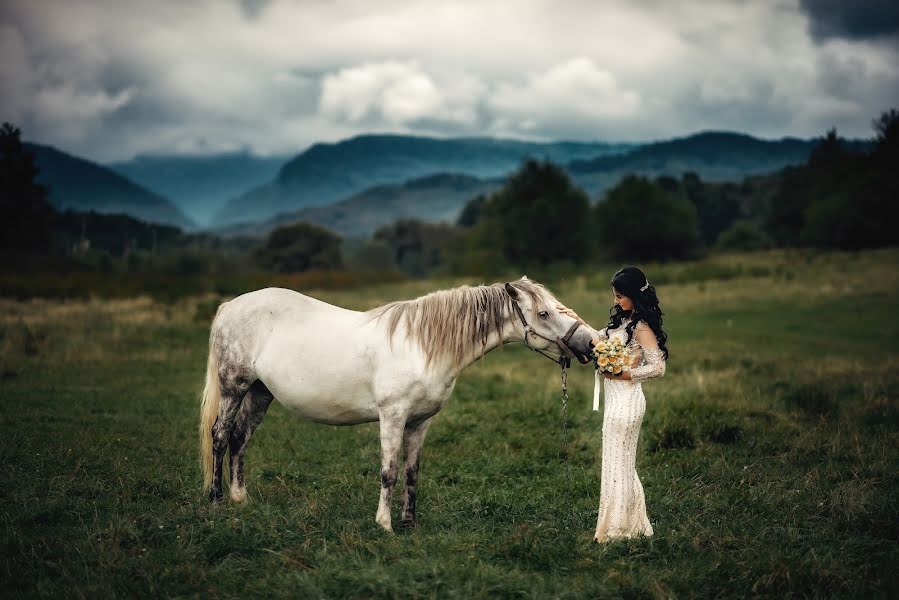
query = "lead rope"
xmin=559 ymin=362 xmax=578 ymax=530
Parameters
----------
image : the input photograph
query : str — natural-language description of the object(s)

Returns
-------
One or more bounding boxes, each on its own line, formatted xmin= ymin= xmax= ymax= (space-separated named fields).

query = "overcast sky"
xmin=2 ymin=0 xmax=897 ymax=162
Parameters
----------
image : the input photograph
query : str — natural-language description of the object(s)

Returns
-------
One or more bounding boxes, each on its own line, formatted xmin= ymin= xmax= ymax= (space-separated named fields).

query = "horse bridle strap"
xmin=509 ymin=298 xmax=585 ymax=367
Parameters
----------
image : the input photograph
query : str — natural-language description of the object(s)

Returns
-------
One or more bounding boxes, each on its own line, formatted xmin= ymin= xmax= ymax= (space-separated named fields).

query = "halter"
xmin=508 ymin=296 xmax=589 ymax=369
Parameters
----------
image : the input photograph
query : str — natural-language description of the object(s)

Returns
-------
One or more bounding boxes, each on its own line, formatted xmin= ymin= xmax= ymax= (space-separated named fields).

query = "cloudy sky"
xmin=1 ymin=0 xmax=897 ymax=162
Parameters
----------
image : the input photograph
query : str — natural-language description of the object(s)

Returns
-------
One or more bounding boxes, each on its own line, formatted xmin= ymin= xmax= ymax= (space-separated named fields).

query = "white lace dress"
xmin=591 ymin=318 xmax=666 ymax=543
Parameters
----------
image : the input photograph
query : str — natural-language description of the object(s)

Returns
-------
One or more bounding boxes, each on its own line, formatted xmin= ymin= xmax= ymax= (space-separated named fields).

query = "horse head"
xmin=504 ymin=277 xmax=595 ymax=365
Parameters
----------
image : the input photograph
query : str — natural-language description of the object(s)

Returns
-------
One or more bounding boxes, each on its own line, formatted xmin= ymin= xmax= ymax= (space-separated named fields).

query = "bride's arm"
xmin=629 ymin=322 xmax=666 ymax=383
xmin=556 ymin=303 xmax=604 ymax=338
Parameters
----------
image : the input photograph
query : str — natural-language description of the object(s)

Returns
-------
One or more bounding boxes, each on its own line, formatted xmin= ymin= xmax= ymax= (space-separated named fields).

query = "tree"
xmin=872 ymin=108 xmax=899 ymax=166
xmin=680 ymin=172 xmax=743 ymax=246
xmin=477 ymin=159 xmax=591 ymax=266
xmin=716 ymin=220 xmax=773 ymax=251
xmin=456 ymin=194 xmax=487 ymax=228
xmin=766 ymin=129 xmax=859 ymax=247
xmin=0 ymin=123 xmax=53 ymax=252
xmin=594 ymin=175 xmax=701 ymax=261
xmin=374 ymin=219 xmax=462 ymax=277
xmin=253 ymin=222 xmax=343 ymax=273
xmin=767 ymin=114 xmax=899 ymax=249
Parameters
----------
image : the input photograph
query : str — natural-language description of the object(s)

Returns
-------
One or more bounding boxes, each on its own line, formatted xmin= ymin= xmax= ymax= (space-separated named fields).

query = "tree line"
xmin=358 ymin=109 xmax=895 ymax=277
xmin=371 ymin=109 xmax=897 ymax=276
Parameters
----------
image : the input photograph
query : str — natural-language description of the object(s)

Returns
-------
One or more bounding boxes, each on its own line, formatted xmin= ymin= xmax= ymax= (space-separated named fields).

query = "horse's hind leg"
xmin=209 ymin=384 xmax=245 ymax=502
xmin=400 ymin=417 xmax=432 ymax=528
xmin=209 ymin=356 xmax=254 ymax=502
xmin=228 ymin=380 xmax=274 ymax=502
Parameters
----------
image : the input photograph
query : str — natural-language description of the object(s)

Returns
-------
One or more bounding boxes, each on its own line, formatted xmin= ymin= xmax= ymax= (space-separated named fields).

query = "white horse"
xmin=199 ymin=277 xmax=593 ymax=531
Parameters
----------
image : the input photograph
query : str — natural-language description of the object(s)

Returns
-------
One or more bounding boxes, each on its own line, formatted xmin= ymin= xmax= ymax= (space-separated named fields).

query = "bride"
xmin=558 ymin=266 xmax=668 ymax=543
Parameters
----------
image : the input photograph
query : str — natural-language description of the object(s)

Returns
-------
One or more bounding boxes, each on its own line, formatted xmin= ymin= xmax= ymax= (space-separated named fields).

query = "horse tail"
xmin=200 ymin=304 xmax=225 ymax=491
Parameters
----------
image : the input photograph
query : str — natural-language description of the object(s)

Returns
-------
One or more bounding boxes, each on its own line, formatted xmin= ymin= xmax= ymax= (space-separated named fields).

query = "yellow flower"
xmin=598 ymin=356 xmax=609 ymax=367
xmin=613 ymin=365 xmax=622 ymax=374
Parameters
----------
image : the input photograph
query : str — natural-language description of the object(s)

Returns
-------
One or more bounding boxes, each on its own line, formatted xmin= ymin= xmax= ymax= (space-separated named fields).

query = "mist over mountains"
xmin=566 ymin=131 xmax=824 ymax=196
xmin=25 ymin=143 xmax=195 ymax=230
xmin=109 ymin=152 xmax=290 ymax=226
xmin=209 ymin=131 xmax=828 ymax=238
xmin=219 ymin=173 xmax=501 ymax=239
xmin=25 ymin=131 xmax=842 ymax=238
xmin=211 ymin=135 xmax=633 ymax=227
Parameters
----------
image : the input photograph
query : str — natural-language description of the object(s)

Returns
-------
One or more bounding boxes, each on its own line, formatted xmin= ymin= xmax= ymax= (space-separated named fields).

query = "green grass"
xmin=1 ymin=248 xmax=897 ymax=598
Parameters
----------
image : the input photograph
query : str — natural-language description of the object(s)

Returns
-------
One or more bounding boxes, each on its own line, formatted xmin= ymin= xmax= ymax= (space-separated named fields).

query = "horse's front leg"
xmin=375 ymin=408 xmax=405 ymax=532
xmin=400 ymin=417 xmax=432 ymax=527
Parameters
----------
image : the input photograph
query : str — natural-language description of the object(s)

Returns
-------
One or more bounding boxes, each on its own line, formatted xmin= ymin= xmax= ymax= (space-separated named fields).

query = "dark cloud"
xmin=800 ymin=0 xmax=899 ymax=42
xmin=2 ymin=0 xmax=897 ymax=161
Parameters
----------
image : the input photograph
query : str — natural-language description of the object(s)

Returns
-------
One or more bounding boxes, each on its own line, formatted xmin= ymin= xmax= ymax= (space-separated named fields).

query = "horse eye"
xmin=538 ymin=310 xmax=549 ymax=319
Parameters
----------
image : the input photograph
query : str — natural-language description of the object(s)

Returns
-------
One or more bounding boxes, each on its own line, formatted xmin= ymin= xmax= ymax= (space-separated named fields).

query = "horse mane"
xmin=368 ymin=279 xmax=550 ymax=367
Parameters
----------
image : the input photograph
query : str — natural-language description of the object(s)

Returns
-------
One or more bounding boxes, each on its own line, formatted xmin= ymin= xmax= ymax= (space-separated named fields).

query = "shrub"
xmin=253 ymin=222 xmax=343 ymax=273
xmin=716 ymin=221 xmax=773 ymax=251
xmin=373 ymin=220 xmax=463 ymax=278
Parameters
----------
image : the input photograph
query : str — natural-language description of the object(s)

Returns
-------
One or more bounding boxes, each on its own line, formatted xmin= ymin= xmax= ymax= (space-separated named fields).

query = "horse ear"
xmin=504 ymin=282 xmax=520 ymax=300
xmin=520 ymin=275 xmax=529 ymax=281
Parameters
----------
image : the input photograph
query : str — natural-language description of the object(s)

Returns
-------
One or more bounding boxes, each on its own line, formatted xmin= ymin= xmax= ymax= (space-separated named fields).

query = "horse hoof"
xmin=375 ymin=518 xmax=393 ymax=532
xmin=399 ymin=518 xmax=419 ymax=529
xmin=208 ymin=488 xmax=223 ymax=503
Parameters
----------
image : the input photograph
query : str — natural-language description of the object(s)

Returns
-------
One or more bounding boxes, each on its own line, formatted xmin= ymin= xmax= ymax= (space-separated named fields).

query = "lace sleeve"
xmin=584 ymin=324 xmax=606 ymax=340
xmin=630 ymin=322 xmax=666 ymax=383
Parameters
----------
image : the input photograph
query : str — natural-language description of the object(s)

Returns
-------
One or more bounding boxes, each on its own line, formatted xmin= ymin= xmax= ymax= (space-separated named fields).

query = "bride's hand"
xmin=556 ymin=303 xmax=582 ymax=322
xmin=603 ymin=371 xmax=632 ymax=381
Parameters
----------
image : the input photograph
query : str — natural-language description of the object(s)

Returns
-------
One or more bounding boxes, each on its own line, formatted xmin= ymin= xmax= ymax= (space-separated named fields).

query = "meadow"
xmin=1 ymin=248 xmax=897 ymax=598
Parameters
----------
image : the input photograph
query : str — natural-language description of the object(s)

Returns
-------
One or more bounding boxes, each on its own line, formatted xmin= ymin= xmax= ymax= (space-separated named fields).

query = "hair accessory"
xmin=640 ymin=280 xmax=649 ymax=292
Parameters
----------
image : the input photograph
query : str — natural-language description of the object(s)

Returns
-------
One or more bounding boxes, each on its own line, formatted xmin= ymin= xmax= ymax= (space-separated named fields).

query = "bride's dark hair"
xmin=606 ymin=266 xmax=669 ymax=360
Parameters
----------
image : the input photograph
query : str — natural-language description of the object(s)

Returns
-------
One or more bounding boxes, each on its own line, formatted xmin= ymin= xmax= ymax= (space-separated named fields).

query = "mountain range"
xmin=213 ymin=131 xmax=832 ymax=238
xmin=219 ymin=173 xmax=501 ymax=239
xmin=566 ymin=131 xmax=820 ymax=196
xmin=26 ymin=143 xmax=194 ymax=230
xmin=26 ymin=131 xmax=849 ymax=239
xmin=109 ymin=152 xmax=289 ymax=226
xmin=211 ymin=135 xmax=633 ymax=227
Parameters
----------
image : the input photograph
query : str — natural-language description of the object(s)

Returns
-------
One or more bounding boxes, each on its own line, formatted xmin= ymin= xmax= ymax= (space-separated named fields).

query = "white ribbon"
xmin=593 ymin=369 xmax=601 ymax=411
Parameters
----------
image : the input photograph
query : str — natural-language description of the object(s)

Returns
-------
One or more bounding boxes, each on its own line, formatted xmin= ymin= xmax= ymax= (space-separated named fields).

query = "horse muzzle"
xmin=557 ymin=321 xmax=593 ymax=365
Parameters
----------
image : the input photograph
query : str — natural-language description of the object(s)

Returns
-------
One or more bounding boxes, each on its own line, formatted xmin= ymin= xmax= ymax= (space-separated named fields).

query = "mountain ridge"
xmin=212 ymin=134 xmax=632 ymax=226
xmin=109 ymin=151 xmax=289 ymax=226
xmin=217 ymin=172 xmax=500 ymax=239
xmin=28 ymin=130 xmax=865 ymax=238
xmin=26 ymin=142 xmax=195 ymax=230
xmin=213 ymin=130 xmax=843 ymax=238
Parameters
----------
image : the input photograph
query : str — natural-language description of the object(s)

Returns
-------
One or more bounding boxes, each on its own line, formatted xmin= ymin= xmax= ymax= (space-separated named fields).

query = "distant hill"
xmin=214 ymin=131 xmax=846 ymax=238
xmin=211 ymin=135 xmax=632 ymax=226
xmin=219 ymin=173 xmax=500 ymax=239
xmin=109 ymin=152 xmax=289 ymax=226
xmin=26 ymin=143 xmax=195 ymax=230
xmin=566 ymin=131 xmax=863 ymax=197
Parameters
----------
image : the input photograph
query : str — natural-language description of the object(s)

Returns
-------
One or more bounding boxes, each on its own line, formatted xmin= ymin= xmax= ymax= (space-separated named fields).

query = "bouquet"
xmin=591 ymin=336 xmax=633 ymax=411
xmin=592 ymin=336 xmax=632 ymax=376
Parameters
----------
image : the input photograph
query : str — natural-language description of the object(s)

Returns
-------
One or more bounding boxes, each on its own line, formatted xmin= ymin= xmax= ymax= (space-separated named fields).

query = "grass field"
xmin=2 ymin=249 xmax=897 ymax=598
